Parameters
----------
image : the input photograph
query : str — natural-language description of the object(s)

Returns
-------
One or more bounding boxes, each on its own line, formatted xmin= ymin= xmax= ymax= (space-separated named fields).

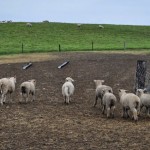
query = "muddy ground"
xmin=0 ymin=52 xmax=150 ymax=150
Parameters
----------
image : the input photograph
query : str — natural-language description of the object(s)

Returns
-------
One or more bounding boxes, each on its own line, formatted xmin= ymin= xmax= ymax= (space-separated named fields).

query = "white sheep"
xmin=0 ymin=76 xmax=16 ymax=105
xmin=62 ymin=77 xmax=75 ymax=104
xmin=20 ymin=79 xmax=36 ymax=103
xmin=77 ymin=24 xmax=81 ymax=28
xmin=119 ymin=89 xmax=140 ymax=121
xmin=26 ymin=23 xmax=32 ymax=27
xmin=136 ymin=89 xmax=150 ymax=117
xmin=98 ymin=25 xmax=104 ymax=29
xmin=102 ymin=89 xmax=117 ymax=118
xmin=93 ymin=80 xmax=113 ymax=107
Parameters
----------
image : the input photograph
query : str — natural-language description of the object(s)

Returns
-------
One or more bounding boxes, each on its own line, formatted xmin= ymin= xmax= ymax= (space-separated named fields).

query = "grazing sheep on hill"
xmin=136 ymin=89 xmax=150 ymax=117
xmin=26 ymin=23 xmax=32 ymax=27
xmin=99 ymin=25 xmax=104 ymax=29
xmin=119 ymin=89 xmax=140 ymax=121
xmin=62 ymin=77 xmax=75 ymax=104
xmin=102 ymin=89 xmax=117 ymax=118
xmin=77 ymin=24 xmax=81 ymax=28
xmin=93 ymin=80 xmax=113 ymax=107
xmin=0 ymin=76 xmax=16 ymax=105
xmin=20 ymin=79 xmax=36 ymax=103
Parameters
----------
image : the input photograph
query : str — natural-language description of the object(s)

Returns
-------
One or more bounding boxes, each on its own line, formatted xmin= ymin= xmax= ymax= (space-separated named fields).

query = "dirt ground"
xmin=0 ymin=52 xmax=150 ymax=150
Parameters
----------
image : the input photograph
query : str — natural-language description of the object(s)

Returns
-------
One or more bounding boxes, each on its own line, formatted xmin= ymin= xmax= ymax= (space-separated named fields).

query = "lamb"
xmin=93 ymin=80 xmax=113 ymax=107
xmin=0 ymin=76 xmax=16 ymax=105
xmin=136 ymin=89 xmax=150 ymax=117
xmin=102 ymin=89 xmax=117 ymax=118
xmin=20 ymin=79 xmax=36 ymax=103
xmin=62 ymin=77 xmax=75 ymax=104
xmin=119 ymin=89 xmax=140 ymax=121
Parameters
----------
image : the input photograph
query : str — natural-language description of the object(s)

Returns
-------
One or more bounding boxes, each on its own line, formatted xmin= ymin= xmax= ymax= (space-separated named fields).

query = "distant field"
xmin=0 ymin=22 xmax=150 ymax=54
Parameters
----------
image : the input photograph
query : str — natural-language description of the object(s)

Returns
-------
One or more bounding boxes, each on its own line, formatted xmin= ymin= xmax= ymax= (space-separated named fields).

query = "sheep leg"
xmin=126 ymin=109 xmax=130 ymax=118
xmin=25 ymin=93 xmax=29 ymax=103
xmin=64 ymin=96 xmax=67 ymax=103
xmin=93 ymin=96 xmax=98 ymax=107
xmin=146 ymin=107 xmax=150 ymax=117
xmin=0 ymin=96 xmax=3 ymax=105
xmin=106 ymin=107 xmax=111 ymax=118
xmin=66 ymin=96 xmax=69 ymax=104
xmin=131 ymin=108 xmax=138 ymax=121
xmin=32 ymin=95 xmax=35 ymax=102
xmin=31 ymin=92 xmax=35 ymax=102
xmin=1 ymin=94 xmax=6 ymax=105
xmin=122 ymin=107 xmax=126 ymax=118
xmin=102 ymin=105 xmax=105 ymax=114
xmin=111 ymin=106 xmax=115 ymax=118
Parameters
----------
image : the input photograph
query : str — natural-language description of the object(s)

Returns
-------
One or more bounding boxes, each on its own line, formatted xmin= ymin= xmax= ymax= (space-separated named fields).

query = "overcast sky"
xmin=1 ymin=0 xmax=150 ymax=25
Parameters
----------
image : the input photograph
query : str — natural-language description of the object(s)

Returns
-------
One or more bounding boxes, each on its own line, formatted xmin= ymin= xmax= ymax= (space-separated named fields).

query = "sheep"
xmin=26 ymin=23 xmax=32 ymax=27
xmin=93 ymin=80 xmax=113 ymax=107
xmin=62 ymin=77 xmax=75 ymax=104
xmin=0 ymin=76 xmax=16 ymax=105
xmin=98 ymin=25 xmax=104 ymax=29
xmin=20 ymin=79 xmax=36 ymax=103
xmin=119 ymin=89 xmax=140 ymax=121
xmin=136 ymin=89 xmax=150 ymax=117
xmin=77 ymin=23 xmax=81 ymax=28
xmin=102 ymin=89 xmax=117 ymax=118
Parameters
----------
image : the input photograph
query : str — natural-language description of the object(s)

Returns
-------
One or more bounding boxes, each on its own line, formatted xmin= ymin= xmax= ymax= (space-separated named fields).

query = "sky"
xmin=0 ymin=0 xmax=150 ymax=25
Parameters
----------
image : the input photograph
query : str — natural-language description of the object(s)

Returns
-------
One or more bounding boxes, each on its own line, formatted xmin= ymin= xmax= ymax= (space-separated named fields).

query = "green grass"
xmin=0 ymin=22 xmax=150 ymax=54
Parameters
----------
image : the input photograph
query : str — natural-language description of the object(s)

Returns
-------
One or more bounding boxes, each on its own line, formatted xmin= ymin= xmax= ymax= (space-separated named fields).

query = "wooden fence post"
xmin=59 ymin=44 xmax=61 ymax=52
xmin=135 ymin=60 xmax=147 ymax=91
xmin=22 ymin=43 xmax=24 ymax=53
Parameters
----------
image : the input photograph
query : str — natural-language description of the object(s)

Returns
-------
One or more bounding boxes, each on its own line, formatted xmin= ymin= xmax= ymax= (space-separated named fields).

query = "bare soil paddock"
xmin=0 ymin=52 xmax=150 ymax=150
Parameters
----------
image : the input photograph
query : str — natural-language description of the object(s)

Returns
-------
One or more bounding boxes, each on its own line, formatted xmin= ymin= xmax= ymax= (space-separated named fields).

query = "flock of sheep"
xmin=62 ymin=77 xmax=150 ymax=122
xmin=0 ymin=76 xmax=150 ymax=122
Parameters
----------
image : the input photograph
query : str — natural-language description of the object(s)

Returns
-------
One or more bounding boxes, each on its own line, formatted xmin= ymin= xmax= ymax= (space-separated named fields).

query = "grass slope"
xmin=0 ymin=22 xmax=150 ymax=54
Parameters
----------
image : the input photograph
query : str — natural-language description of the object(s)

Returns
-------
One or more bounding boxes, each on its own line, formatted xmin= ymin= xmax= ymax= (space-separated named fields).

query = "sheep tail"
xmin=21 ymin=86 xmax=26 ymax=94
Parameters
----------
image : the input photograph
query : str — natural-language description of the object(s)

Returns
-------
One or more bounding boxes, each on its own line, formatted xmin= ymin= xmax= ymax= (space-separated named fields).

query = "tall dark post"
xmin=22 ymin=43 xmax=24 ymax=53
xmin=59 ymin=44 xmax=61 ymax=52
xmin=124 ymin=41 xmax=126 ymax=50
xmin=92 ymin=41 xmax=94 ymax=50
xmin=135 ymin=60 xmax=147 ymax=91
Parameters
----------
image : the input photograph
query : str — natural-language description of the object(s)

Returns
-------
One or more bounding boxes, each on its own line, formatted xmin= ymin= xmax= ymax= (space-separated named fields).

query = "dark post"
xmin=59 ymin=44 xmax=61 ymax=52
xmin=92 ymin=41 xmax=94 ymax=50
xmin=22 ymin=43 xmax=24 ymax=53
xmin=124 ymin=41 xmax=126 ymax=50
xmin=135 ymin=60 xmax=147 ymax=91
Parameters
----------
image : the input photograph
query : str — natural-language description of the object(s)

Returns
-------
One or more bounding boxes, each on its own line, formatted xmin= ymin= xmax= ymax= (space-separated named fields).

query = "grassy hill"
xmin=0 ymin=22 xmax=150 ymax=54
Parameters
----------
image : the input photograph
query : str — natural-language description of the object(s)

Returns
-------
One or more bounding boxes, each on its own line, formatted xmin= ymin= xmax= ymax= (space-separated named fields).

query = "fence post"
xmin=59 ymin=44 xmax=61 ymax=52
xmin=92 ymin=41 xmax=94 ymax=50
xmin=124 ymin=41 xmax=126 ymax=50
xmin=135 ymin=60 xmax=147 ymax=91
xmin=22 ymin=43 xmax=24 ymax=53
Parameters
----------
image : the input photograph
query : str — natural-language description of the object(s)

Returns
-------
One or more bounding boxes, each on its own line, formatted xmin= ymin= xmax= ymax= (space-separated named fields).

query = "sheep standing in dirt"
xmin=20 ymin=79 xmax=36 ymax=103
xmin=62 ymin=77 xmax=74 ymax=104
xmin=0 ymin=76 xmax=16 ymax=105
xmin=93 ymin=80 xmax=113 ymax=107
xmin=119 ymin=89 xmax=140 ymax=121
xmin=102 ymin=89 xmax=117 ymax=118
xmin=136 ymin=89 xmax=150 ymax=117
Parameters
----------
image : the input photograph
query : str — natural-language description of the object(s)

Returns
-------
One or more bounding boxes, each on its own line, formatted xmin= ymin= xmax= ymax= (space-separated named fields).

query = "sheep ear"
xmin=102 ymin=80 xmax=105 ymax=83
